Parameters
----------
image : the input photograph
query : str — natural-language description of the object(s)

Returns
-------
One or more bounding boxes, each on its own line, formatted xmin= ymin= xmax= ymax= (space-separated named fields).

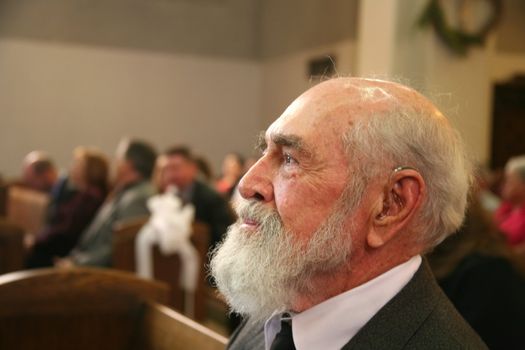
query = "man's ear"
xmin=367 ymin=168 xmax=425 ymax=248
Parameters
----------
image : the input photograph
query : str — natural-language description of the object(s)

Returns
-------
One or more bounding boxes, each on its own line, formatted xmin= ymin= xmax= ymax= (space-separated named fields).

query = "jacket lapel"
xmin=342 ymin=261 xmax=438 ymax=350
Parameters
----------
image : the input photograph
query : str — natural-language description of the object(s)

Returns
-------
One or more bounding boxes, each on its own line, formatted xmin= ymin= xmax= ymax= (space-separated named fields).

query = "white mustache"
xmin=234 ymin=198 xmax=283 ymax=227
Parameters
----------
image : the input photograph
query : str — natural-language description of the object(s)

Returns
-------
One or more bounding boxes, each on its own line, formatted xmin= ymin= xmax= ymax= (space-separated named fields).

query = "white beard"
xmin=209 ymin=197 xmax=354 ymax=322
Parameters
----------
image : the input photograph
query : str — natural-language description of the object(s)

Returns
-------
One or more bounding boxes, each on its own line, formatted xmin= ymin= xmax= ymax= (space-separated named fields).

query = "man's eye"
xmin=284 ymin=154 xmax=297 ymax=165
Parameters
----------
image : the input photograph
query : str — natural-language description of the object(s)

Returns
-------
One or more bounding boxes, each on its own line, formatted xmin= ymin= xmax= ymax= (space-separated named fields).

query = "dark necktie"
xmin=270 ymin=321 xmax=296 ymax=350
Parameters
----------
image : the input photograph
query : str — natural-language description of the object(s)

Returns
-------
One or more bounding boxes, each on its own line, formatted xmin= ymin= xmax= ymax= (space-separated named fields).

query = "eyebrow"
xmin=255 ymin=131 xmax=314 ymax=159
xmin=273 ymin=133 xmax=304 ymax=150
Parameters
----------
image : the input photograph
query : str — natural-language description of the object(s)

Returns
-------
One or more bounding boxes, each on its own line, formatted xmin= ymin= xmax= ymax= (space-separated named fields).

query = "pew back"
xmin=135 ymin=302 xmax=228 ymax=350
xmin=0 ymin=219 xmax=25 ymax=274
xmin=6 ymin=185 xmax=49 ymax=235
xmin=0 ymin=268 xmax=169 ymax=350
xmin=0 ymin=180 xmax=8 ymax=216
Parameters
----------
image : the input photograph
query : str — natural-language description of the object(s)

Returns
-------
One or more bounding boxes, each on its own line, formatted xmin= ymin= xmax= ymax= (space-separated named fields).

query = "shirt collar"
xmin=264 ymin=255 xmax=422 ymax=350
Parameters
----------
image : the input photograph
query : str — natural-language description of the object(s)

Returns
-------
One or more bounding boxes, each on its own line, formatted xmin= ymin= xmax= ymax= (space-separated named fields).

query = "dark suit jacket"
xmin=227 ymin=261 xmax=487 ymax=350
xmin=190 ymin=180 xmax=234 ymax=248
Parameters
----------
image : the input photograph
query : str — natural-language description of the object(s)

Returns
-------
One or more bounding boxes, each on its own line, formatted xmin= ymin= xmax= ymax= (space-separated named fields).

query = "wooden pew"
xmin=0 ymin=180 xmax=8 ymax=216
xmin=112 ymin=216 xmax=150 ymax=272
xmin=0 ymin=268 xmax=227 ymax=350
xmin=0 ymin=268 xmax=168 ymax=350
xmin=0 ymin=219 xmax=25 ymax=274
xmin=6 ymin=185 xmax=49 ymax=235
xmin=136 ymin=302 xmax=227 ymax=350
xmin=112 ymin=219 xmax=211 ymax=321
xmin=0 ymin=184 xmax=50 ymax=275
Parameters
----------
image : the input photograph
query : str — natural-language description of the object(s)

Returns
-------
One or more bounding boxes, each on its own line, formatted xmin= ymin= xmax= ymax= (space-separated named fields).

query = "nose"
xmin=237 ymin=157 xmax=274 ymax=202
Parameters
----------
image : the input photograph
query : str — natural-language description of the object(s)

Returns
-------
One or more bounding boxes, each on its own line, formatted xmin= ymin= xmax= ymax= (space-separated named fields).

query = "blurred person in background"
xmin=495 ymin=156 xmax=525 ymax=246
xmin=215 ymin=152 xmax=245 ymax=199
xmin=161 ymin=146 xmax=234 ymax=249
xmin=428 ymin=167 xmax=525 ymax=349
xmin=22 ymin=151 xmax=58 ymax=193
xmin=55 ymin=138 xmax=157 ymax=268
xmin=195 ymin=155 xmax=214 ymax=184
xmin=25 ymin=147 xmax=109 ymax=268
xmin=152 ymin=155 xmax=169 ymax=193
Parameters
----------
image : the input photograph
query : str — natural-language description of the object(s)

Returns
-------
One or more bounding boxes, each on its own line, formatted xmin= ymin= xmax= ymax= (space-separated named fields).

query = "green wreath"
xmin=418 ymin=0 xmax=502 ymax=56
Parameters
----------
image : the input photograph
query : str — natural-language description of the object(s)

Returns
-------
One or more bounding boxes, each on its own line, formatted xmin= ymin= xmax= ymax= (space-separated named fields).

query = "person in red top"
xmin=495 ymin=155 xmax=525 ymax=245
xmin=215 ymin=152 xmax=245 ymax=199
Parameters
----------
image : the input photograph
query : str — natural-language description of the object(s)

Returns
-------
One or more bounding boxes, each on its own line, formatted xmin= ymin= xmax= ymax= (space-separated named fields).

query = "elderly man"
xmin=210 ymin=78 xmax=487 ymax=349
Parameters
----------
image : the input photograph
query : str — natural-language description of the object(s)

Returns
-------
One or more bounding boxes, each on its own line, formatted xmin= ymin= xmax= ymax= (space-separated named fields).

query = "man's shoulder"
xmin=404 ymin=301 xmax=487 ymax=349
xmin=113 ymin=182 xmax=154 ymax=219
xmin=344 ymin=261 xmax=487 ymax=349
xmin=119 ymin=182 xmax=155 ymax=204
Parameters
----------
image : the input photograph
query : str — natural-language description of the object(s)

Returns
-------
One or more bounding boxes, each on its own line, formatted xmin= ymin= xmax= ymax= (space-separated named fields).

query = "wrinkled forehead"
xmin=267 ymin=80 xmax=391 ymax=140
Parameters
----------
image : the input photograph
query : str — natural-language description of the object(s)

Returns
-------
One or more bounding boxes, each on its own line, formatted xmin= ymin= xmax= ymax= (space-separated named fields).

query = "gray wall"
xmin=0 ymin=0 xmax=261 ymax=58
xmin=0 ymin=0 xmax=359 ymax=59
xmin=4 ymin=0 xmax=523 ymax=177
xmin=0 ymin=40 xmax=262 ymax=178
xmin=260 ymin=0 xmax=358 ymax=58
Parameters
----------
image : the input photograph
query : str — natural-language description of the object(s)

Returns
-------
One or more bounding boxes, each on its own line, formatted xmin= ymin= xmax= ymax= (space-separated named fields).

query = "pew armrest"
xmin=137 ymin=302 xmax=228 ymax=350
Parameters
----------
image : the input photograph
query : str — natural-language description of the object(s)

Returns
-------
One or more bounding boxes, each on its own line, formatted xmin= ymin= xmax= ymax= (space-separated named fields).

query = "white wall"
xmin=0 ymin=38 xmax=262 ymax=177
xmin=258 ymin=0 xmax=358 ymax=128
xmin=395 ymin=0 xmax=525 ymax=167
xmin=357 ymin=0 xmax=494 ymax=166
xmin=420 ymin=33 xmax=525 ymax=168
xmin=357 ymin=0 xmax=398 ymax=77
xmin=261 ymin=39 xmax=357 ymax=128
xmin=490 ymin=52 xmax=525 ymax=82
xmin=260 ymin=0 xmax=357 ymax=58
xmin=423 ymin=37 xmax=493 ymax=165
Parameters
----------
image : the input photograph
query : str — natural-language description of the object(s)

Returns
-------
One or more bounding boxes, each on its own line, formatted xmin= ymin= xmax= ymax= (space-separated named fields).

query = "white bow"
xmin=135 ymin=186 xmax=199 ymax=298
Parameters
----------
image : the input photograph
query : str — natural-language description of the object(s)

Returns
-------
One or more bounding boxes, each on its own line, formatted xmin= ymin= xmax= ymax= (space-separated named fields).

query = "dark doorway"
xmin=490 ymin=75 xmax=525 ymax=169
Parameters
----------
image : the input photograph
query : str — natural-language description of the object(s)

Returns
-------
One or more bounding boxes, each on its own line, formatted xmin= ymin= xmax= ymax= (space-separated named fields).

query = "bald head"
xmin=22 ymin=151 xmax=58 ymax=192
xmin=284 ymin=78 xmax=446 ymax=125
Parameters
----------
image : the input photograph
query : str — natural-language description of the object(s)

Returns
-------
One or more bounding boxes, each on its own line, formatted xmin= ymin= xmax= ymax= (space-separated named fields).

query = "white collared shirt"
xmin=264 ymin=255 xmax=422 ymax=350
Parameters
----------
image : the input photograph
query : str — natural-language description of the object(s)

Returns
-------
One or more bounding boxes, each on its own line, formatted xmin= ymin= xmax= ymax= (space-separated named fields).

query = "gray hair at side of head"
xmin=505 ymin=155 xmax=525 ymax=181
xmin=341 ymin=86 xmax=473 ymax=250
